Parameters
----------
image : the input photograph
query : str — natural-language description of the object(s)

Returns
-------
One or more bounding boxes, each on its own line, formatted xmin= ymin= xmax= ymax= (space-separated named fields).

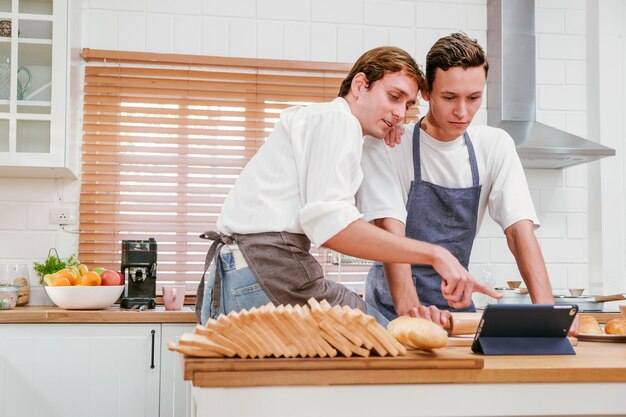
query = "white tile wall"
xmin=174 ymin=15 xmax=203 ymax=55
xmin=364 ymin=2 xmax=414 ymax=27
xmin=118 ymin=12 xmax=146 ymax=52
xmin=311 ymin=0 xmax=362 ymax=25
xmin=536 ymin=8 xmax=565 ymax=33
xmin=537 ymin=60 xmax=565 ymax=85
xmin=565 ymin=61 xmax=586 ymax=84
xmin=201 ymin=17 xmax=229 ymax=56
xmin=201 ymin=0 xmax=255 ymax=18
xmin=146 ymin=14 xmax=174 ymax=53
xmin=284 ymin=22 xmax=310 ymax=60
xmin=147 ymin=0 xmax=201 ymax=15
xmin=257 ymin=0 xmax=309 ymax=21
xmin=257 ymin=20 xmax=284 ymax=59
xmin=0 ymin=1 xmax=605 ymax=301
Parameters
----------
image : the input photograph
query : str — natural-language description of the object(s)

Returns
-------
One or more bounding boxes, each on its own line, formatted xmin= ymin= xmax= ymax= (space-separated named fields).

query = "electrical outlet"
xmin=49 ymin=208 xmax=76 ymax=225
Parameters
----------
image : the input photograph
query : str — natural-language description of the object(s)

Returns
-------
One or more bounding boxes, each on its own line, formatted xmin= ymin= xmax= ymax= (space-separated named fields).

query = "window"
xmin=80 ymin=49 xmax=419 ymax=295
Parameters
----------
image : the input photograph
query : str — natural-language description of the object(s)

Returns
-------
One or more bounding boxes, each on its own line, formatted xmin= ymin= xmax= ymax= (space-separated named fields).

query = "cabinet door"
xmin=0 ymin=0 xmax=72 ymax=177
xmin=0 ymin=324 xmax=160 ymax=417
xmin=161 ymin=323 xmax=195 ymax=417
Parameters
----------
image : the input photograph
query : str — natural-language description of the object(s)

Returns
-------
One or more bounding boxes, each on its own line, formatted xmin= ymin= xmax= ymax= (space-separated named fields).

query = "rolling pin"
xmin=444 ymin=312 xmax=482 ymax=335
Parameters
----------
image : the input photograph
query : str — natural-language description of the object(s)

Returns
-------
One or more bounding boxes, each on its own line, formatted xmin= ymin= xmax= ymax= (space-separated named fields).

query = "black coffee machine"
xmin=120 ymin=238 xmax=157 ymax=309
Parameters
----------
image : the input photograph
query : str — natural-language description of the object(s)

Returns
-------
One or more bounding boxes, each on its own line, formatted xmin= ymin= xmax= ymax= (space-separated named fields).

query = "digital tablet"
xmin=471 ymin=304 xmax=578 ymax=355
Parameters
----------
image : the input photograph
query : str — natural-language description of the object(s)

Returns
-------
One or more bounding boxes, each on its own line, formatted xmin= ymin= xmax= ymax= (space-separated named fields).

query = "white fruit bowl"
xmin=44 ymin=285 xmax=124 ymax=310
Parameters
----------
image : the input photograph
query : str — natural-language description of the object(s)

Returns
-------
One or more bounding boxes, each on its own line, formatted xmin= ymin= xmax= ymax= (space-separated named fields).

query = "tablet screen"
xmin=474 ymin=304 xmax=578 ymax=338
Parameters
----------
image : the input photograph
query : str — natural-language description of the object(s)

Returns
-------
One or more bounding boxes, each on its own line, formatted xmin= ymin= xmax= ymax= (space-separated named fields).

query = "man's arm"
xmin=373 ymin=218 xmax=420 ymax=314
xmin=504 ymin=220 xmax=554 ymax=304
xmin=505 ymin=220 xmax=581 ymax=335
xmin=323 ymin=218 xmax=501 ymax=309
xmin=373 ymin=218 xmax=451 ymax=326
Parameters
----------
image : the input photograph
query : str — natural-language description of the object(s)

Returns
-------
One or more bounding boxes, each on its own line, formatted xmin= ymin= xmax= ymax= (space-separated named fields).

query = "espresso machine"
xmin=120 ymin=238 xmax=157 ymax=309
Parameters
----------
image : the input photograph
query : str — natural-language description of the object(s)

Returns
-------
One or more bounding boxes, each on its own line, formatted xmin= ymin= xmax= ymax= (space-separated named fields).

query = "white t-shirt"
xmin=356 ymin=123 xmax=539 ymax=232
xmin=217 ymin=97 xmax=365 ymax=247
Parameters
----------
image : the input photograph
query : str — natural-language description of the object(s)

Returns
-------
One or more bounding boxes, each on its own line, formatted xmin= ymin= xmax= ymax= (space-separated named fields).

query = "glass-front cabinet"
xmin=0 ymin=0 xmax=75 ymax=178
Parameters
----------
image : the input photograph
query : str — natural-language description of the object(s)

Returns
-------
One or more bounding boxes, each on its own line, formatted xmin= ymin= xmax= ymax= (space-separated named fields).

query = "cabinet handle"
xmin=150 ymin=329 xmax=156 ymax=369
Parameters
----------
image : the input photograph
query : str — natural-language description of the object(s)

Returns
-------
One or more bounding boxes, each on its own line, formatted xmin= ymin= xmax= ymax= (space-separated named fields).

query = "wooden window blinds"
xmin=80 ymin=49 xmax=419 ymax=294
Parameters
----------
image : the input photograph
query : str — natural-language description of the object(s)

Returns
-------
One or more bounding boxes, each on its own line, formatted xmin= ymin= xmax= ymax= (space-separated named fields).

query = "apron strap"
xmin=412 ymin=118 xmax=480 ymax=186
xmin=194 ymin=231 xmax=233 ymax=323
xmin=464 ymin=131 xmax=480 ymax=187
xmin=412 ymin=117 xmax=425 ymax=180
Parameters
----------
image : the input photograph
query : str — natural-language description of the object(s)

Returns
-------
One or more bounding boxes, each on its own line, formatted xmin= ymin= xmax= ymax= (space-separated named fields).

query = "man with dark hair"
xmin=198 ymin=45 xmax=499 ymax=326
xmin=357 ymin=33 xmax=554 ymax=326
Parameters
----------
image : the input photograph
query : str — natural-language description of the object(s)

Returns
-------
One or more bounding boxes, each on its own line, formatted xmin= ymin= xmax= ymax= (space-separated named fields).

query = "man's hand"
xmin=431 ymin=246 xmax=502 ymax=309
xmin=383 ymin=124 xmax=404 ymax=148
xmin=568 ymin=314 xmax=580 ymax=337
xmin=405 ymin=305 xmax=451 ymax=328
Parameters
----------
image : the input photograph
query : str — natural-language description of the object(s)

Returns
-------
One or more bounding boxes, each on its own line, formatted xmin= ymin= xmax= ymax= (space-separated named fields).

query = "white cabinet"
xmin=0 ymin=322 xmax=195 ymax=417
xmin=0 ymin=0 xmax=80 ymax=178
xmin=161 ymin=324 xmax=195 ymax=417
xmin=0 ymin=324 xmax=161 ymax=417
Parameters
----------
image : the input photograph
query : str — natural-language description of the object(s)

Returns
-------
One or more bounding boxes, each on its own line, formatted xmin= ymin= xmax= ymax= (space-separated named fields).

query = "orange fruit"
xmin=56 ymin=269 xmax=78 ymax=285
xmin=51 ymin=276 xmax=71 ymax=286
xmin=80 ymin=271 xmax=102 ymax=286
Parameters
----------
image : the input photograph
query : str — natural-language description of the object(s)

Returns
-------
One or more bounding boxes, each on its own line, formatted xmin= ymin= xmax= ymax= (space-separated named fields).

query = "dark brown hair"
xmin=425 ymin=32 xmax=489 ymax=91
xmin=338 ymin=46 xmax=425 ymax=97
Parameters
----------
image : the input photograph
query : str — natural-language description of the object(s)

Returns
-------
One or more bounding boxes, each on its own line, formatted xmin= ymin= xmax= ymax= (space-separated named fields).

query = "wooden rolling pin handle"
xmin=444 ymin=313 xmax=481 ymax=336
xmin=593 ymin=294 xmax=626 ymax=303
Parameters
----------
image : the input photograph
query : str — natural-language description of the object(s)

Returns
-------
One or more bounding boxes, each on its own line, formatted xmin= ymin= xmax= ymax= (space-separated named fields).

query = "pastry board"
xmin=183 ymin=347 xmax=483 ymax=387
xmin=578 ymin=333 xmax=626 ymax=343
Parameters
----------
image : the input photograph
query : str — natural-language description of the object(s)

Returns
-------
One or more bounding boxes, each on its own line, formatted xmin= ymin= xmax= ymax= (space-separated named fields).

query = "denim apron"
xmin=365 ymin=119 xmax=481 ymax=320
xmin=194 ymin=231 xmax=369 ymax=324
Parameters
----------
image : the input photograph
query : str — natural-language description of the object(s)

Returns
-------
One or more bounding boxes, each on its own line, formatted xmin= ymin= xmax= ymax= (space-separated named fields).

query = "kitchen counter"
xmin=184 ymin=342 xmax=626 ymax=387
xmin=0 ymin=307 xmax=618 ymax=324
xmin=0 ymin=305 xmax=197 ymax=323
xmin=187 ymin=342 xmax=626 ymax=417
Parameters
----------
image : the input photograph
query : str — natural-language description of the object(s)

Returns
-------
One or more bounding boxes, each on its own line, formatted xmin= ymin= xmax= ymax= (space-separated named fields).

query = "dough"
xmin=387 ymin=316 xmax=448 ymax=350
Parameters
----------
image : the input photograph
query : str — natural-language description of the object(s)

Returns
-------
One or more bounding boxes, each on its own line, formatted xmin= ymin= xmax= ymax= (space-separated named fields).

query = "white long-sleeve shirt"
xmin=217 ymin=97 xmax=365 ymax=247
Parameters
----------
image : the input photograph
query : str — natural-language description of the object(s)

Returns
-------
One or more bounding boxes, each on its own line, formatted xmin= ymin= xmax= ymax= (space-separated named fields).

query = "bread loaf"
xmin=604 ymin=318 xmax=626 ymax=335
xmin=579 ymin=315 xmax=603 ymax=334
xmin=387 ymin=316 xmax=448 ymax=350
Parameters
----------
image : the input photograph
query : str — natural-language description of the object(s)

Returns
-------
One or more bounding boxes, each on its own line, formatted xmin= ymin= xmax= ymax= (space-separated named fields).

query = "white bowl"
xmin=44 ymin=285 xmax=124 ymax=310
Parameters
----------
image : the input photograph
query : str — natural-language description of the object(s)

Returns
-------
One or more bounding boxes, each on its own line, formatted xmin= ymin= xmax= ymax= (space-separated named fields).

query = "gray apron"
xmin=365 ymin=119 xmax=481 ymax=320
xmin=195 ymin=231 xmax=366 ymax=323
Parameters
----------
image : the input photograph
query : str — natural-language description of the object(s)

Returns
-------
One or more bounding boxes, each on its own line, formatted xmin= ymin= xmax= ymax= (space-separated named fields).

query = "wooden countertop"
xmin=184 ymin=342 xmax=626 ymax=387
xmin=0 ymin=306 xmax=618 ymax=325
xmin=0 ymin=305 xmax=197 ymax=323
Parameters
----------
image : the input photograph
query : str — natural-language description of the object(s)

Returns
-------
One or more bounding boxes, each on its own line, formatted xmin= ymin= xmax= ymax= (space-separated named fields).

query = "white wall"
xmin=2 ymin=0 xmax=623 ymax=303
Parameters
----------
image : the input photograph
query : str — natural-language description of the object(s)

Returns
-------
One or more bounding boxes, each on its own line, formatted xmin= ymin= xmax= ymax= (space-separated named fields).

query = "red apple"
xmin=117 ymin=271 xmax=124 ymax=285
xmin=102 ymin=269 xmax=122 ymax=286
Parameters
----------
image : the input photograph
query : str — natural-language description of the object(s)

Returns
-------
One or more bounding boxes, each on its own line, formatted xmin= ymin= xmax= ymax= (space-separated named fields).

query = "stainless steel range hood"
xmin=487 ymin=0 xmax=615 ymax=169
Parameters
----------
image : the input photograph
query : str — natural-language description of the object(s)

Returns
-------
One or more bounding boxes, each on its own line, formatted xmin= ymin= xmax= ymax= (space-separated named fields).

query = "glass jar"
xmin=8 ymin=263 xmax=29 ymax=305
xmin=0 ymin=285 xmax=18 ymax=310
